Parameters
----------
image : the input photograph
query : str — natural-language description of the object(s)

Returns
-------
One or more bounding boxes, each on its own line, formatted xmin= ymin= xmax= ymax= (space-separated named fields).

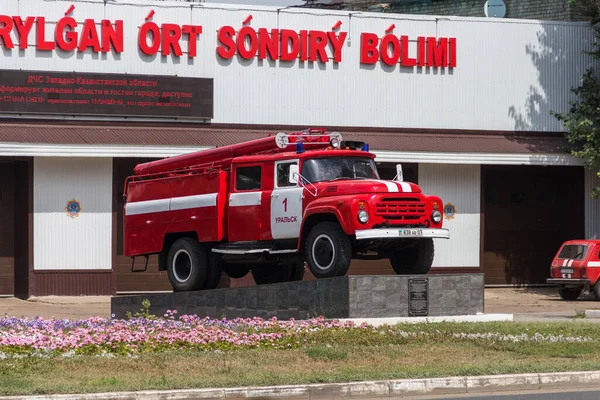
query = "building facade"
xmin=0 ymin=0 xmax=597 ymax=297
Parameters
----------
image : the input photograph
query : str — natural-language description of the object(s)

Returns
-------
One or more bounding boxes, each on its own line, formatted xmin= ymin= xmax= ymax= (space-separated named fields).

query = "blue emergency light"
xmin=361 ymin=143 xmax=369 ymax=152
xmin=296 ymin=142 xmax=305 ymax=153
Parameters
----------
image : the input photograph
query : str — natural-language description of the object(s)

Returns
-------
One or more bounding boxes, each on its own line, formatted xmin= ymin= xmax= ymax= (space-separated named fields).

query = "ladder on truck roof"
xmin=132 ymin=128 xmax=343 ymax=176
xmin=122 ymin=128 xmax=343 ymax=200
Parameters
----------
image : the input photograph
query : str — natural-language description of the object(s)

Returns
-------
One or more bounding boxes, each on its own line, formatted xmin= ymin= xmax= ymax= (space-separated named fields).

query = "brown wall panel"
xmin=34 ymin=270 xmax=112 ymax=296
xmin=482 ymin=165 xmax=585 ymax=285
xmin=0 ymin=257 xmax=13 ymax=295
xmin=0 ymin=162 xmax=15 ymax=295
xmin=115 ymin=255 xmax=171 ymax=292
xmin=14 ymin=159 xmax=33 ymax=298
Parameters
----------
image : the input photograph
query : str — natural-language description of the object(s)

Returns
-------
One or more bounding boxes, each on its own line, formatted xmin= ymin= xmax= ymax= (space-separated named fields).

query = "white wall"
xmin=0 ymin=0 xmax=596 ymax=131
xmin=417 ymin=164 xmax=480 ymax=267
xmin=585 ymin=167 xmax=600 ymax=240
xmin=33 ymin=157 xmax=112 ymax=270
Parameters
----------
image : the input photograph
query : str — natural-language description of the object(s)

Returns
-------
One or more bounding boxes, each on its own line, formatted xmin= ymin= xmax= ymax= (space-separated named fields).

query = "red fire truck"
xmin=123 ymin=128 xmax=450 ymax=292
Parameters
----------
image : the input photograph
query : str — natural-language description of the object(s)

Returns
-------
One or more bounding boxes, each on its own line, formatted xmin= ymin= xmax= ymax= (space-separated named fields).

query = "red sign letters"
xmin=0 ymin=11 xmax=457 ymax=68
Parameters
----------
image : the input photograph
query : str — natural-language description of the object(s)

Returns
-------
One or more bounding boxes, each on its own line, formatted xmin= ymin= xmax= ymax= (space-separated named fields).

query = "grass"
xmin=0 ymin=320 xmax=600 ymax=395
xmin=2 ymin=320 xmax=600 ymax=396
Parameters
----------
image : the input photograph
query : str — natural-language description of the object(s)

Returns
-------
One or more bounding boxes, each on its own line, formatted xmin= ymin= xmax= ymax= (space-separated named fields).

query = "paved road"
xmin=404 ymin=388 xmax=600 ymax=399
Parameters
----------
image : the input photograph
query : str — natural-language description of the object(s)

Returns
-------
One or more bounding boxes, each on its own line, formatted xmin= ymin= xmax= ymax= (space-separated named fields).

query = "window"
xmin=235 ymin=166 xmax=262 ymax=191
xmin=558 ymin=244 xmax=588 ymax=260
xmin=301 ymin=157 xmax=379 ymax=183
xmin=276 ymin=161 xmax=298 ymax=188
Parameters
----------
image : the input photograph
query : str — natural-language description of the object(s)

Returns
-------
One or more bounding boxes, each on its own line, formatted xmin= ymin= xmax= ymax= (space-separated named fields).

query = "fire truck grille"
xmin=375 ymin=198 xmax=426 ymax=220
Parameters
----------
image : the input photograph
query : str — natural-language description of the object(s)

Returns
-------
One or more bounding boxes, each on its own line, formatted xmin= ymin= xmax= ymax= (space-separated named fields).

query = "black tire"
xmin=305 ymin=221 xmax=352 ymax=278
xmin=166 ymin=238 xmax=208 ymax=292
xmin=559 ymin=287 xmax=581 ymax=301
xmin=221 ymin=262 xmax=250 ymax=279
xmin=252 ymin=263 xmax=293 ymax=285
xmin=389 ymin=238 xmax=434 ymax=275
xmin=593 ymin=283 xmax=600 ymax=300
xmin=203 ymin=252 xmax=223 ymax=290
xmin=289 ymin=262 xmax=306 ymax=281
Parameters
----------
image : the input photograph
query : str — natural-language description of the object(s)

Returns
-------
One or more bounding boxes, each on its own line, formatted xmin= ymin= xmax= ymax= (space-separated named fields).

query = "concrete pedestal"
xmin=111 ymin=274 xmax=484 ymax=320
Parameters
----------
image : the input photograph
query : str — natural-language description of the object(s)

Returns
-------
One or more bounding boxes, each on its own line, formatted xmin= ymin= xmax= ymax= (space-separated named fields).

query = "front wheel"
xmin=389 ymin=238 xmax=434 ymax=275
xmin=558 ymin=287 xmax=582 ymax=301
xmin=166 ymin=238 xmax=208 ymax=292
xmin=305 ymin=222 xmax=352 ymax=278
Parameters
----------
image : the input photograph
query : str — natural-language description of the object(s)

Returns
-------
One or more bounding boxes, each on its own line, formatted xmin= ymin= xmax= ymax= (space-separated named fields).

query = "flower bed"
xmin=0 ymin=310 xmax=594 ymax=359
xmin=0 ymin=312 xmax=374 ymax=358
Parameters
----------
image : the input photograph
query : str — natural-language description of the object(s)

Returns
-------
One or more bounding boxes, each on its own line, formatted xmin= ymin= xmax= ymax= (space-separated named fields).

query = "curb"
xmin=585 ymin=310 xmax=600 ymax=318
xmin=340 ymin=313 xmax=514 ymax=326
xmin=3 ymin=370 xmax=600 ymax=399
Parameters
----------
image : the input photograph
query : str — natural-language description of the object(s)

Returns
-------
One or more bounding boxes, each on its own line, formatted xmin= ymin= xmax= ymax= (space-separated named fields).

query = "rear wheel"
xmin=166 ymin=238 xmax=208 ymax=292
xmin=289 ymin=262 xmax=306 ymax=281
xmin=593 ymin=283 xmax=600 ymax=300
xmin=252 ymin=263 xmax=293 ymax=285
xmin=203 ymin=252 xmax=223 ymax=290
xmin=558 ymin=287 xmax=582 ymax=301
xmin=251 ymin=262 xmax=305 ymax=285
xmin=305 ymin=222 xmax=352 ymax=278
xmin=221 ymin=262 xmax=250 ymax=279
xmin=389 ymin=239 xmax=434 ymax=275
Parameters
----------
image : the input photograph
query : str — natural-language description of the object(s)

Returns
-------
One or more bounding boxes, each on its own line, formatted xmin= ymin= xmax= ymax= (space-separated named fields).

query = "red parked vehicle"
xmin=547 ymin=240 xmax=600 ymax=300
xmin=123 ymin=128 xmax=450 ymax=292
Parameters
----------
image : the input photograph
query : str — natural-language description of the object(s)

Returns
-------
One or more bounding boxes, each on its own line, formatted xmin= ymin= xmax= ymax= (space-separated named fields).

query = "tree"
xmin=552 ymin=0 xmax=600 ymax=198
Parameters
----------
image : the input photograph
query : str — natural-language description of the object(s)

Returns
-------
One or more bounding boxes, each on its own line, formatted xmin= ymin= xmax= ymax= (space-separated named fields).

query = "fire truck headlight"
xmin=357 ymin=210 xmax=369 ymax=224
xmin=431 ymin=210 xmax=442 ymax=223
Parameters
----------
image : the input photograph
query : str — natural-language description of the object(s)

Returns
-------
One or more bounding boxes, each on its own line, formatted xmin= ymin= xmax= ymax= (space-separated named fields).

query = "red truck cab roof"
xmin=560 ymin=239 xmax=600 ymax=246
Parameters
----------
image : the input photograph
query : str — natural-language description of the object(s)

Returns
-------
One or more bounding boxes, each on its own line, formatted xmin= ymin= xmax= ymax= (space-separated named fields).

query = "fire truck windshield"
xmin=301 ymin=156 xmax=380 ymax=183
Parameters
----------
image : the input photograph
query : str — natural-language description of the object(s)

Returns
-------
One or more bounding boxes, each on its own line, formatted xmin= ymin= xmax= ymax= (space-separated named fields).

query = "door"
xmin=270 ymin=160 xmax=303 ymax=240
xmin=482 ymin=165 xmax=584 ymax=285
xmin=228 ymin=164 xmax=263 ymax=242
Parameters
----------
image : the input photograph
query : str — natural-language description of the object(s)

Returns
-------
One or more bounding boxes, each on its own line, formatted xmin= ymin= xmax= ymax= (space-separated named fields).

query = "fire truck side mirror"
xmin=289 ymin=164 xmax=299 ymax=184
xmin=395 ymin=164 xmax=404 ymax=182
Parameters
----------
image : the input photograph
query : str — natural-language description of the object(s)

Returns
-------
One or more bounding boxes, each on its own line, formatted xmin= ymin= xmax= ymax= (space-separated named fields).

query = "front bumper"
xmin=547 ymin=278 xmax=590 ymax=285
xmin=355 ymin=228 xmax=450 ymax=240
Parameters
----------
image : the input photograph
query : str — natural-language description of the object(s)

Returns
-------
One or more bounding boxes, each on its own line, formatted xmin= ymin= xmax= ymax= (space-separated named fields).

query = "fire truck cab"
xmin=547 ymin=240 xmax=600 ymax=300
xmin=123 ymin=129 xmax=450 ymax=292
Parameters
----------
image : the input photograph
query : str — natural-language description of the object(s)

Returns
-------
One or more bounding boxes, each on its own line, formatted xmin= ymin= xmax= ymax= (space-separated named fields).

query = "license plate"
xmin=399 ymin=229 xmax=423 ymax=237
xmin=560 ymin=268 xmax=574 ymax=274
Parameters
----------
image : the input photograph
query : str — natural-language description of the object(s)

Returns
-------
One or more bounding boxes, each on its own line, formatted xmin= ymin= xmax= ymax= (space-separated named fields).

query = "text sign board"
xmin=0 ymin=70 xmax=213 ymax=120
xmin=408 ymin=278 xmax=429 ymax=316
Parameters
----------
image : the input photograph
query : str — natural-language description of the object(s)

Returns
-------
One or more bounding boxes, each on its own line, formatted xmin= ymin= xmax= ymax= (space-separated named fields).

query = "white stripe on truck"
xmin=367 ymin=180 xmax=412 ymax=193
xmin=229 ymin=192 xmax=262 ymax=207
xmin=171 ymin=193 xmax=217 ymax=211
xmin=125 ymin=193 xmax=217 ymax=216
xmin=125 ymin=198 xmax=171 ymax=216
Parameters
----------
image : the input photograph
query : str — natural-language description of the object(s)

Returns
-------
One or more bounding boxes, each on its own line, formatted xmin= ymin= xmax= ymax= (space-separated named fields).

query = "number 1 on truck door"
xmin=270 ymin=160 xmax=303 ymax=240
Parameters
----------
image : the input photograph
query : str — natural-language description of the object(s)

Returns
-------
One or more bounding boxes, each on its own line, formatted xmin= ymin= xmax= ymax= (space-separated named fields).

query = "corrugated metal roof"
xmin=0 ymin=123 xmax=568 ymax=154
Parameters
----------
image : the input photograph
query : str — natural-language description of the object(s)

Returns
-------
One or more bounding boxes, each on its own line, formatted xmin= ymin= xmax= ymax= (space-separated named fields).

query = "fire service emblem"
xmin=65 ymin=199 xmax=81 ymax=218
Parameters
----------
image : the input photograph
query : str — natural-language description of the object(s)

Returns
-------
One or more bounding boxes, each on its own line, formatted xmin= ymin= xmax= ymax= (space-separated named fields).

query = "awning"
xmin=0 ymin=122 xmax=579 ymax=165
xmin=0 ymin=123 xmax=569 ymax=152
